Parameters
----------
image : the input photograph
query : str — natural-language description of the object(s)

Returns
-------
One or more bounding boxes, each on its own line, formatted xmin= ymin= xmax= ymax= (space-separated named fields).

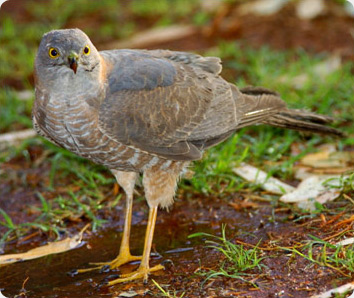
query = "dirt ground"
xmin=1 ymin=1 xmax=354 ymax=297
xmin=0 ymin=165 xmax=352 ymax=297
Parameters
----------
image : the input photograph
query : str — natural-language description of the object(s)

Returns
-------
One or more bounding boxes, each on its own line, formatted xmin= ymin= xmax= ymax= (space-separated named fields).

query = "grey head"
xmin=34 ymin=28 xmax=101 ymax=90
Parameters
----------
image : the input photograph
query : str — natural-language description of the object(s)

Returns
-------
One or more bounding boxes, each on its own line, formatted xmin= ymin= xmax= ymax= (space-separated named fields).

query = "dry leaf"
xmin=104 ymin=25 xmax=197 ymax=49
xmin=239 ymin=0 xmax=290 ymax=16
xmin=301 ymin=151 xmax=354 ymax=168
xmin=0 ymin=129 xmax=37 ymax=151
xmin=117 ymin=290 xmax=140 ymax=297
xmin=346 ymin=0 xmax=354 ymax=16
xmin=310 ymin=282 xmax=354 ymax=298
xmin=233 ymin=163 xmax=295 ymax=195
xmin=296 ymin=0 xmax=325 ymax=19
xmin=16 ymin=90 xmax=34 ymax=101
xmin=335 ymin=237 xmax=354 ymax=246
xmin=200 ymin=0 xmax=221 ymax=12
xmin=278 ymin=55 xmax=341 ymax=89
xmin=280 ymin=175 xmax=342 ymax=210
xmin=0 ymin=225 xmax=88 ymax=265
xmin=229 ymin=201 xmax=258 ymax=210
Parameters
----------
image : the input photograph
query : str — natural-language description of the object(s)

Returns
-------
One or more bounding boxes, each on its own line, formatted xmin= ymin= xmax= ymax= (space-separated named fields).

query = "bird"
xmin=32 ymin=28 xmax=343 ymax=285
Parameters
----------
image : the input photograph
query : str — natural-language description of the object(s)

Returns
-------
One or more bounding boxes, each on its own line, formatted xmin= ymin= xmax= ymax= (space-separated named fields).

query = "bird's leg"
xmin=99 ymin=171 xmax=141 ymax=268
xmin=77 ymin=171 xmax=140 ymax=273
xmin=107 ymin=206 xmax=163 ymax=285
xmin=106 ymin=165 xmax=181 ymax=284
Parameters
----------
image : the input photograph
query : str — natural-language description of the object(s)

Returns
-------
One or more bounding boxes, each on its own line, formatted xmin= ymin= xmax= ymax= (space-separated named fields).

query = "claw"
xmin=106 ymin=263 xmax=164 ymax=286
xmin=67 ymin=269 xmax=79 ymax=277
xmin=99 ymin=265 xmax=111 ymax=273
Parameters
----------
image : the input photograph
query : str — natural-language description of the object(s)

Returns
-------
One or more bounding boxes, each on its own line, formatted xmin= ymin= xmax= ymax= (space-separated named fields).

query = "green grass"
xmin=0 ymin=207 xmax=62 ymax=246
xmin=1 ymin=0 xmax=353 ymax=252
xmin=323 ymin=173 xmax=354 ymax=194
xmin=282 ymin=235 xmax=354 ymax=277
xmin=152 ymin=279 xmax=186 ymax=298
xmin=0 ymin=89 xmax=33 ymax=133
xmin=189 ymin=225 xmax=264 ymax=286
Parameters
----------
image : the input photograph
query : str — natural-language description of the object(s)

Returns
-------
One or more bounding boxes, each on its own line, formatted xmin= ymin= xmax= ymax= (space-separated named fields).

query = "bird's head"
xmin=35 ymin=28 xmax=100 ymax=82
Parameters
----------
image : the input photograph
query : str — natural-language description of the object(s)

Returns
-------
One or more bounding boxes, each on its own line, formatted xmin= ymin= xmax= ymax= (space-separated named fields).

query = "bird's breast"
xmin=34 ymin=92 xmax=168 ymax=172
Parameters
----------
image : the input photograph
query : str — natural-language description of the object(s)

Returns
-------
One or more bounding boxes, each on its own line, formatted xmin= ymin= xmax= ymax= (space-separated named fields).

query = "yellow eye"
xmin=48 ymin=47 xmax=60 ymax=58
xmin=83 ymin=45 xmax=90 ymax=55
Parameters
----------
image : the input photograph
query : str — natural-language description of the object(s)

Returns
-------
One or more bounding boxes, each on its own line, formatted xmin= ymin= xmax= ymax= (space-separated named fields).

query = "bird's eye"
xmin=48 ymin=47 xmax=60 ymax=59
xmin=83 ymin=45 xmax=90 ymax=55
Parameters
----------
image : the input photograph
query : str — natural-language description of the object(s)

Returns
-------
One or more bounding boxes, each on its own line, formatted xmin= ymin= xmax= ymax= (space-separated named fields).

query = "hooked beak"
xmin=68 ymin=52 xmax=79 ymax=74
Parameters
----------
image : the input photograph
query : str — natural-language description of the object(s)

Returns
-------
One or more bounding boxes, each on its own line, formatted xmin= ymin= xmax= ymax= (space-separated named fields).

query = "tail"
xmin=263 ymin=109 xmax=344 ymax=137
xmin=237 ymin=86 xmax=344 ymax=137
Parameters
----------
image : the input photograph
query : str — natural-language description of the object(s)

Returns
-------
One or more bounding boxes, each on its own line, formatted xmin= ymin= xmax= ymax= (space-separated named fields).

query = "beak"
xmin=68 ymin=51 xmax=79 ymax=74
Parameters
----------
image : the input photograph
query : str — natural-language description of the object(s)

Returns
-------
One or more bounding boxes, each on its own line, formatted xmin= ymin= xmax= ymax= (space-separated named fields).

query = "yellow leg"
xmin=77 ymin=171 xmax=141 ymax=273
xmin=107 ymin=206 xmax=164 ymax=285
xmin=92 ymin=187 xmax=141 ymax=268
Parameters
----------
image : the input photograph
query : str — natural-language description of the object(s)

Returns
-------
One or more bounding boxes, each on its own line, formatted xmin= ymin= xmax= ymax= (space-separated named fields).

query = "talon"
xmin=107 ymin=263 xmax=164 ymax=285
xmin=67 ymin=269 xmax=78 ymax=277
xmin=150 ymin=252 xmax=162 ymax=258
xmin=99 ymin=265 xmax=111 ymax=273
xmin=98 ymin=281 xmax=109 ymax=288
xmin=161 ymin=259 xmax=174 ymax=269
xmin=104 ymin=274 xmax=120 ymax=282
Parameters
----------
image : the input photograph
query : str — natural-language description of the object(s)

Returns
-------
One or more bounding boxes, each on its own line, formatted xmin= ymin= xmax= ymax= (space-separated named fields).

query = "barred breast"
xmin=33 ymin=89 xmax=180 ymax=173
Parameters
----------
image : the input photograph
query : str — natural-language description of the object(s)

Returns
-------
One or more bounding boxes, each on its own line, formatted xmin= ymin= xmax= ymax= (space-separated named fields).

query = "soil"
xmin=1 ymin=172 xmax=351 ymax=298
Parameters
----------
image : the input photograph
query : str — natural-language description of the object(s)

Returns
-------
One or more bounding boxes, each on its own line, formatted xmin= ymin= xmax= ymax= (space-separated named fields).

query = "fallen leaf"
xmin=346 ymin=0 xmax=354 ymax=16
xmin=239 ymin=0 xmax=290 ymax=16
xmin=0 ymin=0 xmax=9 ymax=10
xmin=280 ymin=175 xmax=343 ymax=210
xmin=296 ymin=0 xmax=325 ymax=19
xmin=335 ymin=237 xmax=354 ymax=246
xmin=310 ymin=282 xmax=354 ymax=298
xmin=16 ymin=90 xmax=34 ymax=101
xmin=0 ymin=225 xmax=89 ymax=266
xmin=104 ymin=25 xmax=197 ymax=49
xmin=233 ymin=163 xmax=295 ymax=195
xmin=117 ymin=290 xmax=139 ymax=297
xmin=278 ymin=55 xmax=341 ymax=89
xmin=0 ymin=129 xmax=37 ymax=151
xmin=301 ymin=151 xmax=354 ymax=168
xmin=200 ymin=0 xmax=220 ymax=12
xmin=229 ymin=200 xmax=258 ymax=210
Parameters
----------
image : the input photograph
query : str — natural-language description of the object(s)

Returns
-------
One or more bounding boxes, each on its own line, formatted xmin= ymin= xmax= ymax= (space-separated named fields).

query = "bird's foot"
xmin=94 ymin=252 xmax=142 ymax=269
xmin=74 ymin=252 xmax=142 ymax=274
xmin=106 ymin=263 xmax=164 ymax=285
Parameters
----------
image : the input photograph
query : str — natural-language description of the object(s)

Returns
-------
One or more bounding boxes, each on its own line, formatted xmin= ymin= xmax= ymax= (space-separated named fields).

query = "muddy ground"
xmin=1 ymin=151 xmax=351 ymax=297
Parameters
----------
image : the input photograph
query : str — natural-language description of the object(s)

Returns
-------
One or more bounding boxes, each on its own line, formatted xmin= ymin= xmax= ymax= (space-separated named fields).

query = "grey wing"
xmin=146 ymin=49 xmax=223 ymax=75
xmin=146 ymin=50 xmax=240 ymax=147
xmin=98 ymin=50 xmax=221 ymax=161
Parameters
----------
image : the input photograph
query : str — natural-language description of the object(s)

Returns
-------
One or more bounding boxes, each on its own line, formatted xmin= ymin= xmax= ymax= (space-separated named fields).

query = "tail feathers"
xmin=278 ymin=109 xmax=335 ymax=124
xmin=263 ymin=109 xmax=344 ymax=137
xmin=236 ymin=86 xmax=344 ymax=137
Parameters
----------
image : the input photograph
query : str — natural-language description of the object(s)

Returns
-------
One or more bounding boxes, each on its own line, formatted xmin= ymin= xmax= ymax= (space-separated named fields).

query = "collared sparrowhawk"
xmin=33 ymin=28 xmax=343 ymax=285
